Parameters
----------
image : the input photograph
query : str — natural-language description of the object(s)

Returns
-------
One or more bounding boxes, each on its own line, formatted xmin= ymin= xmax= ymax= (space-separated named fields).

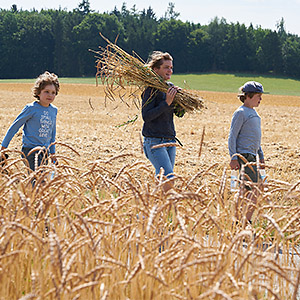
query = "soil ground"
xmin=1 ymin=83 xmax=299 ymax=182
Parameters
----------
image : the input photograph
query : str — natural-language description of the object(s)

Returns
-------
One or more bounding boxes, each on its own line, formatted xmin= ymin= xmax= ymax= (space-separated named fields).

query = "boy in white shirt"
xmin=228 ymin=81 xmax=265 ymax=223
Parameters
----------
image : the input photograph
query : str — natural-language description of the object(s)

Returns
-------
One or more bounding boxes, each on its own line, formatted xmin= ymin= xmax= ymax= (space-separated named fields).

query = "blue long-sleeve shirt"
xmin=2 ymin=101 xmax=58 ymax=153
xmin=141 ymin=86 xmax=175 ymax=139
xmin=228 ymin=105 xmax=264 ymax=160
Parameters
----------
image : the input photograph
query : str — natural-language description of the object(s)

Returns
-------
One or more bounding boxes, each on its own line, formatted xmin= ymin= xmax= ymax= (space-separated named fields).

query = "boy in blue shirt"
xmin=228 ymin=81 xmax=265 ymax=223
xmin=1 ymin=71 xmax=60 ymax=171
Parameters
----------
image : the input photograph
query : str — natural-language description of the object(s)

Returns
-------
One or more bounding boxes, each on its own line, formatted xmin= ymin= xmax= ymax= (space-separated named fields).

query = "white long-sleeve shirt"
xmin=228 ymin=105 xmax=264 ymax=161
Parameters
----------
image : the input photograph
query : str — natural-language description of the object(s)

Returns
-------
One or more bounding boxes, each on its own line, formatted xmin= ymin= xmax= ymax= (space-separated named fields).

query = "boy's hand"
xmin=50 ymin=154 xmax=58 ymax=165
xmin=230 ymin=159 xmax=240 ymax=170
xmin=259 ymin=159 xmax=265 ymax=169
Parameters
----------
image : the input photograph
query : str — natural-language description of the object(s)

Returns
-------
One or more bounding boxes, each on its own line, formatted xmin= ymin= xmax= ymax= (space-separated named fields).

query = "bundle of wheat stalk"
xmin=94 ymin=33 xmax=204 ymax=112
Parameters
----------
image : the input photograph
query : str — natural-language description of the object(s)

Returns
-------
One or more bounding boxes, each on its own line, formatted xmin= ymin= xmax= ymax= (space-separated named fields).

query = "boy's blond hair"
xmin=32 ymin=71 xmax=60 ymax=99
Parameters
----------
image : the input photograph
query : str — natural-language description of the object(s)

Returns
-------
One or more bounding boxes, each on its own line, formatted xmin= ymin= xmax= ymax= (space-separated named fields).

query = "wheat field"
xmin=0 ymin=83 xmax=300 ymax=300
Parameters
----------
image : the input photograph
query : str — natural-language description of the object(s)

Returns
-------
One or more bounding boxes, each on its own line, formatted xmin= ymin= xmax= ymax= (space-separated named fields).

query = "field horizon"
xmin=1 ymin=72 xmax=300 ymax=96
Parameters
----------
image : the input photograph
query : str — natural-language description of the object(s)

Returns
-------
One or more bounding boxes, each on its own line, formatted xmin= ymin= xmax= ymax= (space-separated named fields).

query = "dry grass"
xmin=93 ymin=34 xmax=204 ymax=112
xmin=0 ymin=83 xmax=300 ymax=299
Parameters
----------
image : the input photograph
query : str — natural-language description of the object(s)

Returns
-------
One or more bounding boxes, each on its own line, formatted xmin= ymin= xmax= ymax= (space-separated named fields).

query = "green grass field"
xmin=172 ymin=73 xmax=300 ymax=96
xmin=1 ymin=73 xmax=300 ymax=96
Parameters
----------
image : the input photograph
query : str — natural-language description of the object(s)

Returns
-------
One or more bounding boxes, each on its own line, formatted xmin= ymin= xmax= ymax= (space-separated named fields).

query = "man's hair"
xmin=145 ymin=51 xmax=173 ymax=70
xmin=32 ymin=71 xmax=60 ymax=99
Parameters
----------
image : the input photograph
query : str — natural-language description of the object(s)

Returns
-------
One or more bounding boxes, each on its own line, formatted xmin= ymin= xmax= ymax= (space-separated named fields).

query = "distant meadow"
xmin=1 ymin=73 xmax=300 ymax=96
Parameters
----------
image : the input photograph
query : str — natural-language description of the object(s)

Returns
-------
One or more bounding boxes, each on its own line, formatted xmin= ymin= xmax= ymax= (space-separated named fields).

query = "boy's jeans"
xmin=143 ymin=137 xmax=176 ymax=178
xmin=21 ymin=147 xmax=49 ymax=171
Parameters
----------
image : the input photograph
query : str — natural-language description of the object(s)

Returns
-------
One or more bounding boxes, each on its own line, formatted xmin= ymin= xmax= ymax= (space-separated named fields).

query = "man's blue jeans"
xmin=143 ymin=137 xmax=176 ymax=178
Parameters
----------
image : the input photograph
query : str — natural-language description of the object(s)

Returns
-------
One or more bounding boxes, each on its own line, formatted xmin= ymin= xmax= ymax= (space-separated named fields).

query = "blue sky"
xmin=1 ymin=0 xmax=300 ymax=36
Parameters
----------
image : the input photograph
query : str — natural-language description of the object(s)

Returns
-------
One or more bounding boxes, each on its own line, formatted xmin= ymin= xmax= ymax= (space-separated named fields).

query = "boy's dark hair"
xmin=238 ymin=92 xmax=257 ymax=103
xmin=32 ymin=71 xmax=60 ymax=99
xmin=145 ymin=51 xmax=173 ymax=70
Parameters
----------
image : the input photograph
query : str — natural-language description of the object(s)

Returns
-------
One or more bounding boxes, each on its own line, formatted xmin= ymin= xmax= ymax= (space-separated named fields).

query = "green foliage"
xmin=1 ymin=3 xmax=300 ymax=79
xmin=188 ymin=28 xmax=211 ymax=72
xmin=155 ymin=19 xmax=192 ymax=73
xmin=73 ymin=12 xmax=124 ymax=75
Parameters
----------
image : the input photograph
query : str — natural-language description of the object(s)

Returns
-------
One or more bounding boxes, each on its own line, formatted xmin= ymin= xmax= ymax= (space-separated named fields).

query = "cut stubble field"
xmin=1 ymin=83 xmax=299 ymax=181
xmin=1 ymin=83 xmax=300 ymax=300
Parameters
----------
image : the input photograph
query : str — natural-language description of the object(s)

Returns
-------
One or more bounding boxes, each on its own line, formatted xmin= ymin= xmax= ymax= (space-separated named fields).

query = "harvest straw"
xmin=93 ymin=33 xmax=205 ymax=112
xmin=151 ymin=142 xmax=179 ymax=149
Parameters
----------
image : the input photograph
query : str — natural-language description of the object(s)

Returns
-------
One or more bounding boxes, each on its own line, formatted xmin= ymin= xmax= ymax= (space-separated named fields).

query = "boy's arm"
xmin=1 ymin=106 xmax=32 ymax=148
xmin=228 ymin=111 xmax=243 ymax=160
xmin=49 ymin=121 xmax=56 ymax=154
xmin=49 ymin=109 xmax=58 ymax=164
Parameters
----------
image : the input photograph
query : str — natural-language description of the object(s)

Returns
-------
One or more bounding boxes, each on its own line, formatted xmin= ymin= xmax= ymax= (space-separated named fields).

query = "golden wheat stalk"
xmin=93 ymin=33 xmax=204 ymax=112
xmin=151 ymin=142 xmax=179 ymax=149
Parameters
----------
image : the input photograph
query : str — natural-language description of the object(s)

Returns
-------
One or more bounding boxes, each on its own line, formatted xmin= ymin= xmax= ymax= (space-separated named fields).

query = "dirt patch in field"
xmin=1 ymin=83 xmax=300 ymax=182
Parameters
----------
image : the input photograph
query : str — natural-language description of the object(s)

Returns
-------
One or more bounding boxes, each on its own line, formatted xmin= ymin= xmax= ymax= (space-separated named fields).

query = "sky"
xmin=1 ymin=0 xmax=300 ymax=36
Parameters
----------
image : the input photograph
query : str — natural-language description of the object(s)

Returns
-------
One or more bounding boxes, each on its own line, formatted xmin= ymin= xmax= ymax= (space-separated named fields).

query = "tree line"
xmin=1 ymin=1 xmax=300 ymax=79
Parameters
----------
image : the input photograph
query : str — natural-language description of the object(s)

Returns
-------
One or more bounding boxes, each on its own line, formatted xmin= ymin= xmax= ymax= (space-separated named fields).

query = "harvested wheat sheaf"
xmin=92 ymin=33 xmax=204 ymax=112
xmin=1 ymin=147 xmax=300 ymax=299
